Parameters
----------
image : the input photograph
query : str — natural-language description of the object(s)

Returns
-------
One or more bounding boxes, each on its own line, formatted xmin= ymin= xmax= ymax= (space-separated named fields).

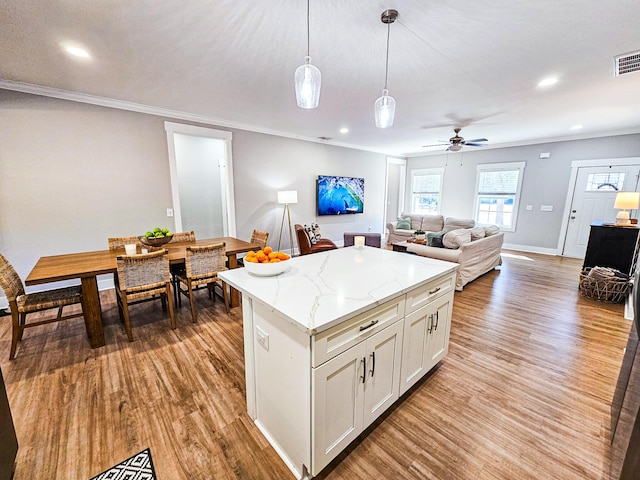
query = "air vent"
xmin=614 ymin=51 xmax=640 ymax=76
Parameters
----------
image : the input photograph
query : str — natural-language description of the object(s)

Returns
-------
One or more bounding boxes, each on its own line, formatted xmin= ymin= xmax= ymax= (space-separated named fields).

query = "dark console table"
xmin=0 ymin=367 xmax=18 ymax=480
xmin=583 ymin=221 xmax=640 ymax=275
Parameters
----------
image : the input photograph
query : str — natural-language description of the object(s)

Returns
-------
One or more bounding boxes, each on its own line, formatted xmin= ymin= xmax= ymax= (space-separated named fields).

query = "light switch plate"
xmin=540 ymin=205 xmax=553 ymax=212
xmin=166 ymin=208 xmax=174 ymax=217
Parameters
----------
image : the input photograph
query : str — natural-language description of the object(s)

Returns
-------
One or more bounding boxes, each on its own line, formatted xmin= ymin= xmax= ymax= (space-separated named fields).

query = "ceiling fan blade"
xmin=465 ymin=138 xmax=488 ymax=143
xmin=422 ymin=143 xmax=449 ymax=148
xmin=465 ymin=142 xmax=487 ymax=147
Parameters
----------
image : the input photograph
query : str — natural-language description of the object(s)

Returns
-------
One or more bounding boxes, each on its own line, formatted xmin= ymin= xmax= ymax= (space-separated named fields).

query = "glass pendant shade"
xmin=374 ymin=89 xmax=396 ymax=128
xmin=295 ymin=56 xmax=321 ymax=109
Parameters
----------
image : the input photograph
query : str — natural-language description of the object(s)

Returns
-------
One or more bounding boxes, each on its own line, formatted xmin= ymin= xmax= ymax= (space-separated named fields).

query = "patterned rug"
xmin=90 ymin=448 xmax=157 ymax=480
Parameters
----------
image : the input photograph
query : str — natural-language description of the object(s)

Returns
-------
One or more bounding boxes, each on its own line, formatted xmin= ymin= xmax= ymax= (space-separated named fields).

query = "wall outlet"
xmin=166 ymin=208 xmax=174 ymax=217
xmin=526 ymin=205 xmax=533 ymax=211
xmin=256 ymin=326 xmax=269 ymax=351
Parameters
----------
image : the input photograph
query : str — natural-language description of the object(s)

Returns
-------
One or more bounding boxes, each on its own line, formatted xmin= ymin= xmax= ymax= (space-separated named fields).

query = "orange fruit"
xmin=256 ymin=252 xmax=267 ymax=262
xmin=246 ymin=256 xmax=259 ymax=263
xmin=264 ymin=246 xmax=273 ymax=255
xmin=246 ymin=250 xmax=256 ymax=257
xmin=269 ymin=258 xmax=281 ymax=263
xmin=268 ymin=251 xmax=278 ymax=260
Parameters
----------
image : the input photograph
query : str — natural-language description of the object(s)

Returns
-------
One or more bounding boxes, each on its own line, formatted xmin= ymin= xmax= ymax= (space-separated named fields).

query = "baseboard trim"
xmin=502 ymin=243 xmax=559 ymax=256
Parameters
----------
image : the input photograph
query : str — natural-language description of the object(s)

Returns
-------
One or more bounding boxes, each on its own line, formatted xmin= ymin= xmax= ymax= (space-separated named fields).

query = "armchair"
xmin=295 ymin=224 xmax=338 ymax=255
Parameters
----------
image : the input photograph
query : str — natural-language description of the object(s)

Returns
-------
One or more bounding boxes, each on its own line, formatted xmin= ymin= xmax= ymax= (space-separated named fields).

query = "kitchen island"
xmin=219 ymin=246 xmax=458 ymax=479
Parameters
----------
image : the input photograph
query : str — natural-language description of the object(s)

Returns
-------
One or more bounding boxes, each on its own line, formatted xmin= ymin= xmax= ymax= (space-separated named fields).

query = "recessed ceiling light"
xmin=60 ymin=41 xmax=90 ymax=58
xmin=340 ymin=128 xmax=349 ymax=134
xmin=570 ymin=124 xmax=583 ymax=130
xmin=537 ymin=77 xmax=558 ymax=87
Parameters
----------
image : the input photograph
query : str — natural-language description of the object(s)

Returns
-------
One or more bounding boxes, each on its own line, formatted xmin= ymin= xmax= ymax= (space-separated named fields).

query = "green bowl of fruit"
xmin=139 ymin=227 xmax=174 ymax=247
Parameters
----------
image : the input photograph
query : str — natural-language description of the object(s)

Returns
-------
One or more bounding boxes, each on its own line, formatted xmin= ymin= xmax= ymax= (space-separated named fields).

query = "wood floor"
xmin=0 ymin=251 xmax=632 ymax=479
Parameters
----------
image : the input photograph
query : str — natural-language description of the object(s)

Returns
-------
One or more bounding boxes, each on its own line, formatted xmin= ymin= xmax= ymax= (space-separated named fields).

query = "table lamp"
xmin=614 ymin=192 xmax=640 ymax=226
xmin=277 ymin=190 xmax=298 ymax=255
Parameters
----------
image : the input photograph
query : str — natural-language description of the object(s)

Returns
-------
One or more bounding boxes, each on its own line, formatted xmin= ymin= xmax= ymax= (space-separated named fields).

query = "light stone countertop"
xmin=219 ymin=246 xmax=458 ymax=335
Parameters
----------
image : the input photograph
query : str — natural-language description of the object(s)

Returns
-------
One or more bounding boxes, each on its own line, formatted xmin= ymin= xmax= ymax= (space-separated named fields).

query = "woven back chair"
xmin=115 ymin=249 xmax=176 ymax=341
xmin=108 ymin=236 xmax=142 ymax=251
xmin=175 ymin=242 xmax=229 ymax=322
xmin=238 ymin=229 xmax=269 ymax=266
xmin=0 ymin=253 xmax=84 ymax=359
xmin=250 ymin=229 xmax=269 ymax=250
xmin=169 ymin=231 xmax=196 ymax=243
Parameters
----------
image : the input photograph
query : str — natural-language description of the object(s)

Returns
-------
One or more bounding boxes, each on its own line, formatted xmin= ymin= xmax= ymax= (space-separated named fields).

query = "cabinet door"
xmin=425 ymin=293 xmax=452 ymax=371
xmin=363 ymin=320 xmax=404 ymax=427
xmin=399 ymin=306 xmax=431 ymax=396
xmin=312 ymin=343 xmax=366 ymax=476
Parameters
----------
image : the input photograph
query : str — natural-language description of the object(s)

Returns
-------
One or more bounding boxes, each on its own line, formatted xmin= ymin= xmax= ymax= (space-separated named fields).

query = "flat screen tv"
xmin=317 ymin=175 xmax=364 ymax=215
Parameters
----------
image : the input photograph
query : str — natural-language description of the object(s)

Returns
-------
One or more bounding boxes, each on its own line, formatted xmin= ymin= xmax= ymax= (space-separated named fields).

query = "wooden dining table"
xmin=25 ymin=237 xmax=259 ymax=349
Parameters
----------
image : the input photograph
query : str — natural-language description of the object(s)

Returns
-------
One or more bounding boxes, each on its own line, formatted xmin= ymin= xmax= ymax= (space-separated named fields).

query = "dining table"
xmin=24 ymin=237 xmax=260 ymax=349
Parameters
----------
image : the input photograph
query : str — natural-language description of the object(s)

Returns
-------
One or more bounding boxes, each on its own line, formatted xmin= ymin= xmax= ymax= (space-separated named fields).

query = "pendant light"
xmin=374 ymin=9 xmax=398 ymax=128
xmin=294 ymin=0 xmax=321 ymax=109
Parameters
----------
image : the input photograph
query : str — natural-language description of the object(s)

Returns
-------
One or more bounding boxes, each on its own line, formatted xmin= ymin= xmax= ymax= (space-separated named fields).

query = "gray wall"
xmin=407 ymin=134 xmax=640 ymax=252
xmin=0 ymin=89 xmax=387 ymax=301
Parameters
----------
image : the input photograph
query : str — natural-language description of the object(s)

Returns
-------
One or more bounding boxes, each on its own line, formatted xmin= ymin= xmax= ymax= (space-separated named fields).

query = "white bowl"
xmin=243 ymin=260 xmax=291 ymax=277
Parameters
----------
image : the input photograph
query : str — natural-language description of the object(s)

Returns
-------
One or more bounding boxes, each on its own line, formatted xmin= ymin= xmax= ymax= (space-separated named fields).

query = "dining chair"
xmin=0 ymin=253 xmax=85 ymax=360
xmin=175 ymin=242 xmax=229 ymax=322
xmin=115 ymin=249 xmax=176 ymax=341
xmin=238 ymin=229 xmax=269 ymax=266
xmin=169 ymin=231 xmax=196 ymax=243
xmin=108 ymin=236 xmax=142 ymax=251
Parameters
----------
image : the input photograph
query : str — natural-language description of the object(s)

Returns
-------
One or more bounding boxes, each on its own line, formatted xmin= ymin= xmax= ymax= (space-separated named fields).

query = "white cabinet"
xmin=312 ymin=320 xmax=404 ymax=476
xmin=399 ymin=288 xmax=453 ymax=396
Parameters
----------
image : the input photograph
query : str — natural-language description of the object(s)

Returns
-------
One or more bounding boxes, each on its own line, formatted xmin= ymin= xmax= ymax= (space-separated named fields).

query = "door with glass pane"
xmin=563 ymin=166 xmax=640 ymax=258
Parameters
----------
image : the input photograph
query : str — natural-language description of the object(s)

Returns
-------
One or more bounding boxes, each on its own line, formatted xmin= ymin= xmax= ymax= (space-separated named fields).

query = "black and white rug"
xmin=90 ymin=448 xmax=157 ymax=480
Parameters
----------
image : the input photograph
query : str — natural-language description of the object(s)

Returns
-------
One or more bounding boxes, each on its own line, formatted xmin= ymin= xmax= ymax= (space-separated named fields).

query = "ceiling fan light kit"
xmin=294 ymin=0 xmax=321 ymax=109
xmin=374 ymin=9 xmax=398 ymax=128
xmin=423 ymin=127 xmax=489 ymax=151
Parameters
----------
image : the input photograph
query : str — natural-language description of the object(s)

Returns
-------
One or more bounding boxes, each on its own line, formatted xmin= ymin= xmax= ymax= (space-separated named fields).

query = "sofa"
xmin=387 ymin=213 xmax=503 ymax=291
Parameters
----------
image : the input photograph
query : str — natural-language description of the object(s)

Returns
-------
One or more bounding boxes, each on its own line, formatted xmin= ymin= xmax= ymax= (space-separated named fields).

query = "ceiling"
xmin=1 ymin=0 xmax=640 ymax=157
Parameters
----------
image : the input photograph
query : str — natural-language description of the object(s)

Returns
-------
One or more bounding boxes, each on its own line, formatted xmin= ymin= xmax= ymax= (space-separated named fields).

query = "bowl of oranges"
xmin=243 ymin=246 xmax=291 ymax=277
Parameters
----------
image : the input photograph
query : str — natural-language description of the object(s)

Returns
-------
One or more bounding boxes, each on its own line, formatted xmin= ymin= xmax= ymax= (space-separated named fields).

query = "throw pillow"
xmin=443 ymin=228 xmax=472 ymax=249
xmin=311 ymin=222 xmax=322 ymax=242
xmin=484 ymin=225 xmax=500 ymax=236
xmin=303 ymin=224 xmax=318 ymax=245
xmin=427 ymin=230 xmax=446 ymax=247
xmin=470 ymin=226 xmax=486 ymax=241
xmin=443 ymin=217 xmax=475 ymax=232
xmin=396 ymin=217 xmax=411 ymax=230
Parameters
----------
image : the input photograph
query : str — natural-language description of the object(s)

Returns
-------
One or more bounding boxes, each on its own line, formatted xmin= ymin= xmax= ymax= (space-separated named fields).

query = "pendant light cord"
xmin=306 ymin=0 xmax=310 ymax=57
xmin=384 ymin=22 xmax=390 ymax=90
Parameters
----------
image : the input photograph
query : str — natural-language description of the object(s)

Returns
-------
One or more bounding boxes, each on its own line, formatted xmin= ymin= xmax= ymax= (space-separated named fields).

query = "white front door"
xmin=563 ymin=165 xmax=640 ymax=258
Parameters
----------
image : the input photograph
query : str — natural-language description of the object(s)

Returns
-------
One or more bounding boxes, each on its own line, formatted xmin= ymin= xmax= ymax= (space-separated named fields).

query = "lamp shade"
xmin=277 ymin=190 xmax=298 ymax=205
xmin=294 ymin=58 xmax=321 ymax=109
xmin=374 ymin=89 xmax=396 ymax=128
xmin=614 ymin=192 xmax=640 ymax=210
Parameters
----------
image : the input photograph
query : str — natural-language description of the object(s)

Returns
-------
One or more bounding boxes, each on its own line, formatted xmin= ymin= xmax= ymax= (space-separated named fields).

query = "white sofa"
xmin=387 ymin=213 xmax=503 ymax=291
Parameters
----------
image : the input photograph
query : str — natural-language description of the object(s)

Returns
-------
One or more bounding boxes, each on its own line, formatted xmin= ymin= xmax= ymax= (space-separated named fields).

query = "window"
xmin=585 ymin=172 xmax=625 ymax=191
xmin=410 ymin=168 xmax=444 ymax=214
xmin=474 ymin=162 xmax=525 ymax=231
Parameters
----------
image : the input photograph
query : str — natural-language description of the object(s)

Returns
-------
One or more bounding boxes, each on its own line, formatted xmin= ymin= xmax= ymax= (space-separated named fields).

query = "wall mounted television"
xmin=317 ymin=175 xmax=364 ymax=216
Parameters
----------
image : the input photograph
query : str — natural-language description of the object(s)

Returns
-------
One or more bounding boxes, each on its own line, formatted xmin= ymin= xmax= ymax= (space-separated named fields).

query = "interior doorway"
xmin=384 ymin=157 xmax=406 ymax=233
xmin=164 ymin=122 xmax=236 ymax=238
xmin=561 ymin=160 xmax=640 ymax=258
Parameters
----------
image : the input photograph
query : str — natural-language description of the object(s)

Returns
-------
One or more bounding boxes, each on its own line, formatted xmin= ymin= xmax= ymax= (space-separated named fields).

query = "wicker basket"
xmin=579 ymin=267 xmax=631 ymax=303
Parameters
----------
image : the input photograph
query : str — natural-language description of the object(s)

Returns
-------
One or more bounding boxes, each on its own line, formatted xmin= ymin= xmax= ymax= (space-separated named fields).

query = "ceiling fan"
xmin=422 ymin=127 xmax=488 ymax=152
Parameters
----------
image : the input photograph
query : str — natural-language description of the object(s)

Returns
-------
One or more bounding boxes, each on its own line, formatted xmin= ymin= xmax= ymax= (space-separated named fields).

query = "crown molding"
xmin=0 ymin=79 xmax=399 ymax=157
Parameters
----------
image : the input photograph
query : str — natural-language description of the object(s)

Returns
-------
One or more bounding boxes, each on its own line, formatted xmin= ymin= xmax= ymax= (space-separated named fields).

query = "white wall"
xmin=407 ymin=134 xmax=640 ymax=252
xmin=0 ymin=90 xmax=387 ymax=303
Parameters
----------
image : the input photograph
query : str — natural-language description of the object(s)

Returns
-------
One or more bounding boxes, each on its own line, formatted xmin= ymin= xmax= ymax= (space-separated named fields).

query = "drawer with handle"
xmin=404 ymin=272 xmax=454 ymax=315
xmin=312 ymin=296 xmax=405 ymax=368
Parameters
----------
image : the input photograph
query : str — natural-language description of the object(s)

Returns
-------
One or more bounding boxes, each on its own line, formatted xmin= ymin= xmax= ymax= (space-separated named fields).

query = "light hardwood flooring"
xmin=0 ymin=251 xmax=631 ymax=479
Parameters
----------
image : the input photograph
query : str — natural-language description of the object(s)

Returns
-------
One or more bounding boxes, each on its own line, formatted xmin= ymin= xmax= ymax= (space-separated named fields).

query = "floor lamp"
xmin=277 ymin=190 xmax=298 ymax=255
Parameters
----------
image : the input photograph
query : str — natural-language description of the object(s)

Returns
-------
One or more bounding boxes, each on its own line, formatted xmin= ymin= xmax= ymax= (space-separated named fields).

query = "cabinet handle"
xmin=369 ymin=351 xmax=376 ymax=377
xmin=434 ymin=310 xmax=439 ymax=330
xmin=428 ymin=287 xmax=441 ymax=295
xmin=360 ymin=357 xmax=366 ymax=384
xmin=428 ymin=314 xmax=434 ymax=333
xmin=359 ymin=319 xmax=379 ymax=332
